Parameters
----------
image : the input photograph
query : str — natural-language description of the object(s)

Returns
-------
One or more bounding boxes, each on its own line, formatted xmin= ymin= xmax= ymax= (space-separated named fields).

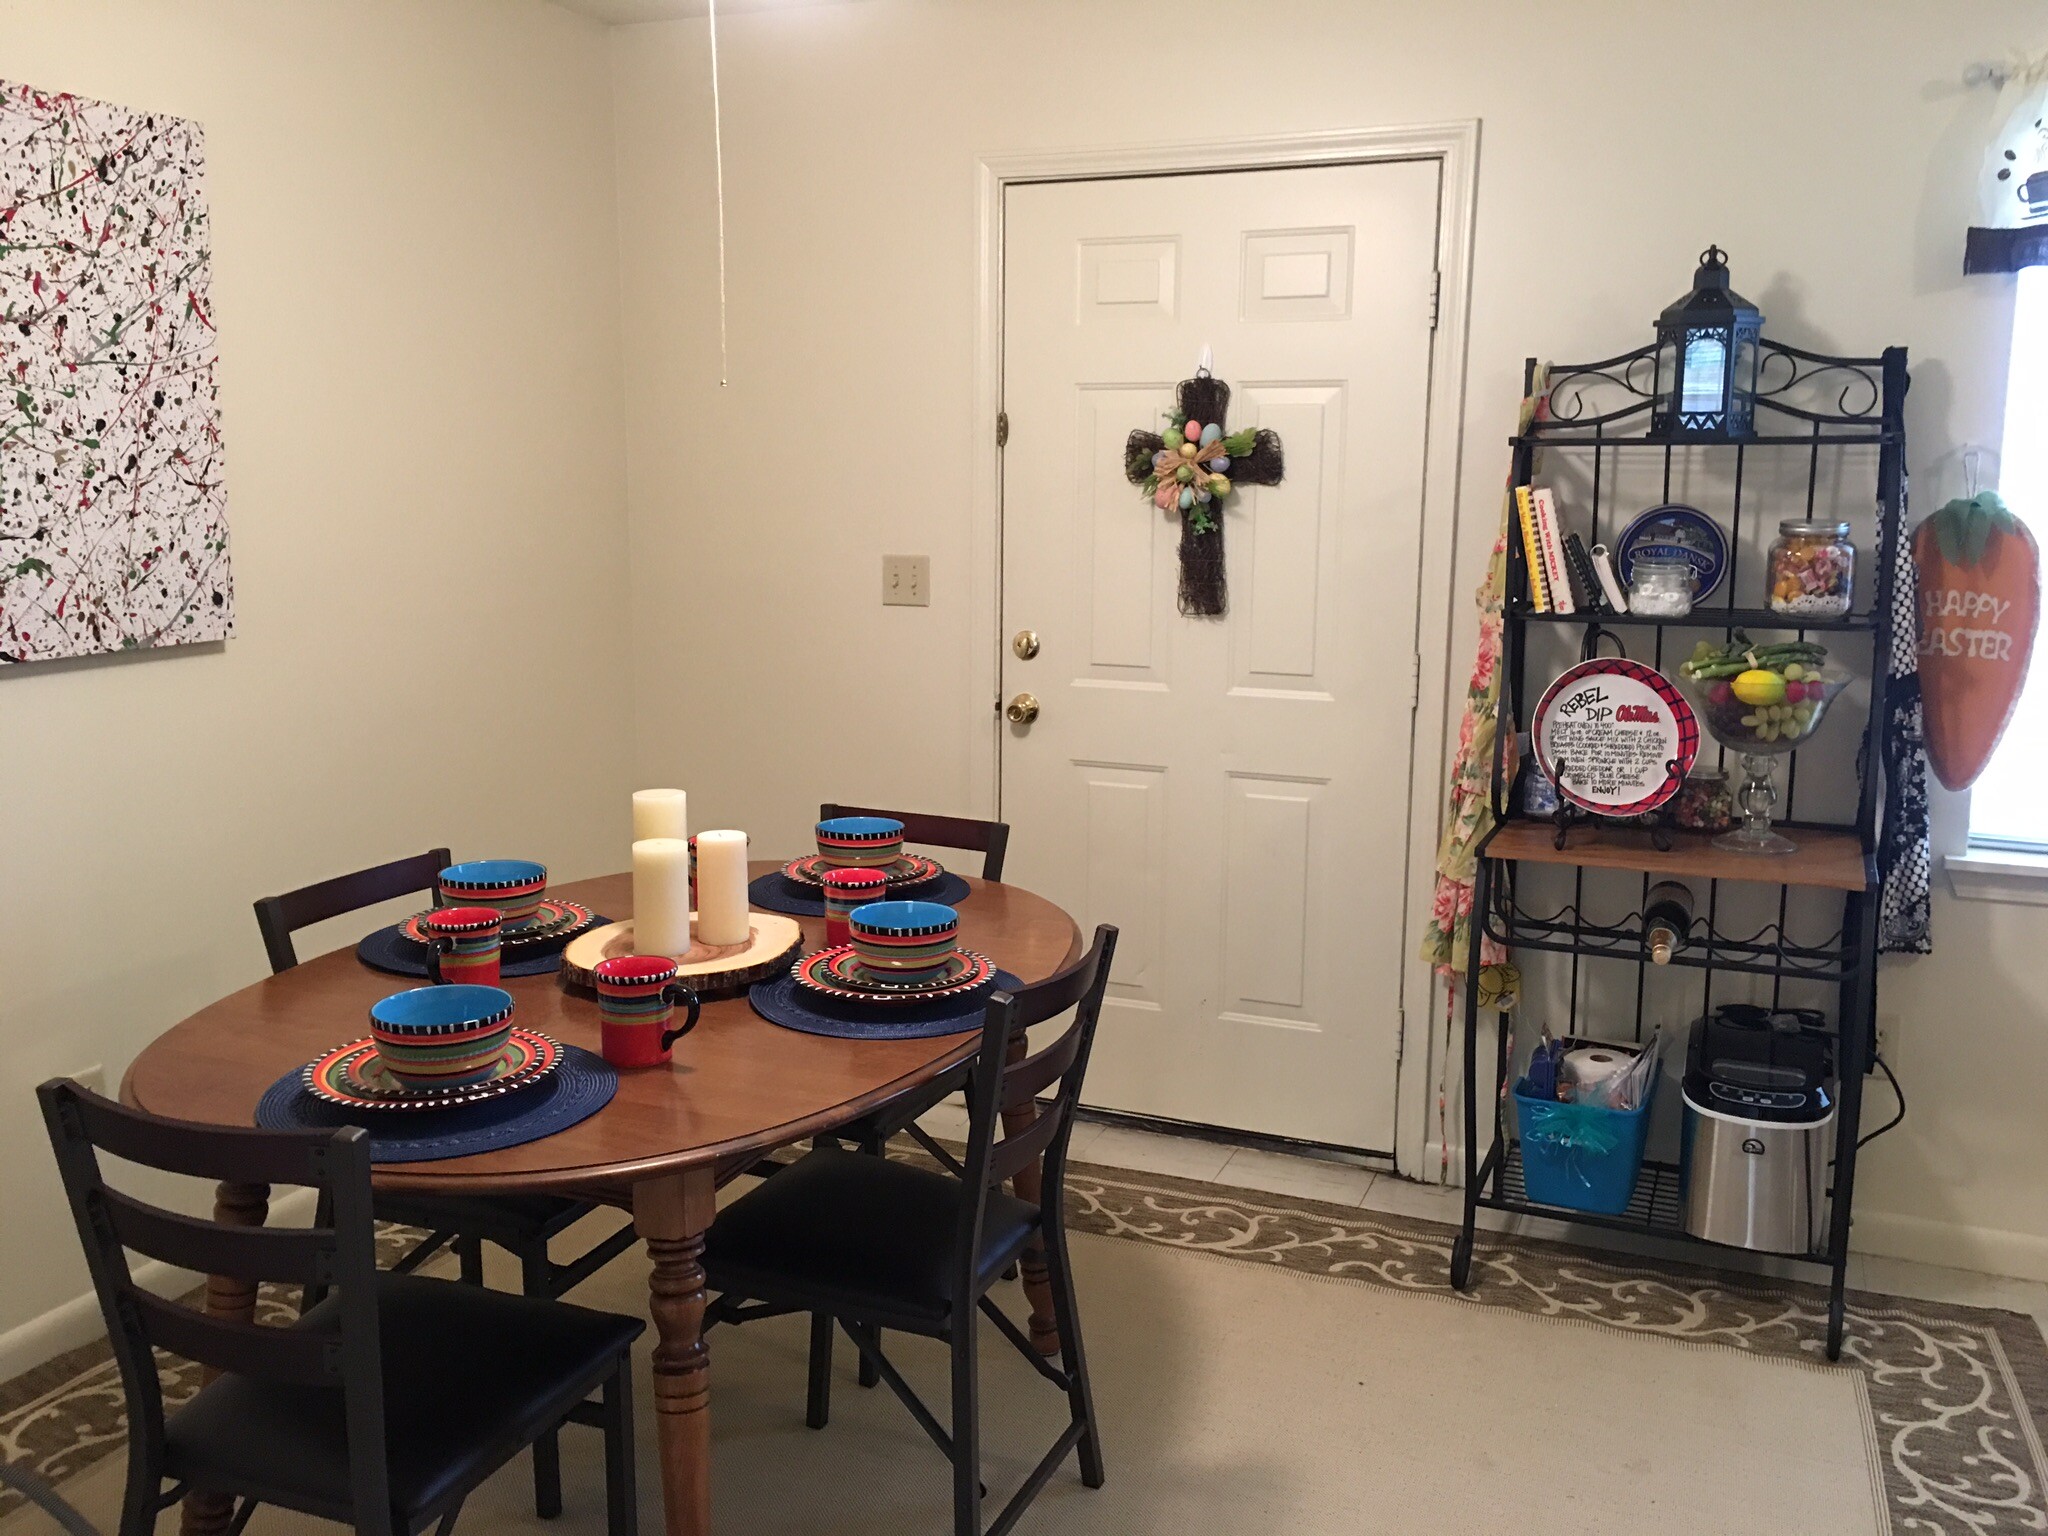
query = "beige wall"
xmin=610 ymin=0 xmax=2048 ymax=1275
xmin=0 ymin=0 xmax=632 ymax=1345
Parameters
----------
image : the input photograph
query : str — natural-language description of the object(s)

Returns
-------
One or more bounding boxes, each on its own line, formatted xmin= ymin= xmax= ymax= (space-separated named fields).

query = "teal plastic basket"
xmin=1512 ymin=1074 xmax=1657 ymax=1216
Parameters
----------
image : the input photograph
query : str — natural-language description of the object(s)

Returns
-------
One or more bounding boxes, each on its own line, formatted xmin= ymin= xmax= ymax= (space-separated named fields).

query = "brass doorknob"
xmin=1012 ymin=629 xmax=1041 ymax=660
xmin=1006 ymin=692 xmax=1040 ymax=725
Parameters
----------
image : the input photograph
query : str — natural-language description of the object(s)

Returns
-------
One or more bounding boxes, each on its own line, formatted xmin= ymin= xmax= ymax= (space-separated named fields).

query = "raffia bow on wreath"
xmin=1123 ymin=372 xmax=1284 ymax=617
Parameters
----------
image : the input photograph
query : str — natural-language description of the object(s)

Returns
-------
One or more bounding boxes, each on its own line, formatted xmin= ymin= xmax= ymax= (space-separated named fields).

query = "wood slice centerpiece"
xmin=559 ymin=912 xmax=804 ymax=997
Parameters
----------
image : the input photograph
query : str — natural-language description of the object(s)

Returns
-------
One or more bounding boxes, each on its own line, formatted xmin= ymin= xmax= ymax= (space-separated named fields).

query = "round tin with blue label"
xmin=1615 ymin=504 xmax=1729 ymax=601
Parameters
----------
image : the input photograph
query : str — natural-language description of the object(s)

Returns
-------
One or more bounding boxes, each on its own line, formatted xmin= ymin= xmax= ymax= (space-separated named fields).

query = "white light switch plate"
xmin=883 ymin=554 xmax=930 ymax=607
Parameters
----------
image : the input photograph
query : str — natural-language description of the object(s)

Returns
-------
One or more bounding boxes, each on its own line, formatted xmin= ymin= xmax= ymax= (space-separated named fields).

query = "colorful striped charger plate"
xmin=302 ymin=1029 xmax=562 ymax=1111
xmin=792 ymin=946 xmax=995 ymax=1006
xmin=780 ymin=853 xmax=943 ymax=892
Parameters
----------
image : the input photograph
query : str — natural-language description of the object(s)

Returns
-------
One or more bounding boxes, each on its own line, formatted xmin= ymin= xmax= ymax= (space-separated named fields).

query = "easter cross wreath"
xmin=1124 ymin=368 xmax=1284 ymax=616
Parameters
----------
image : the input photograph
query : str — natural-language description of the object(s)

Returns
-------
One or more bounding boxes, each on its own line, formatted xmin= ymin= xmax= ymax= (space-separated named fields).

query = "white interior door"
xmin=999 ymin=160 xmax=1440 ymax=1151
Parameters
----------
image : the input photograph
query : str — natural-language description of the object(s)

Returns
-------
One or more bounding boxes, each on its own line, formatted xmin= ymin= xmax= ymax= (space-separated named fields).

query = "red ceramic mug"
xmin=592 ymin=955 xmax=701 ymax=1069
xmin=423 ymin=906 xmax=504 ymax=987
xmin=821 ymin=867 xmax=889 ymax=950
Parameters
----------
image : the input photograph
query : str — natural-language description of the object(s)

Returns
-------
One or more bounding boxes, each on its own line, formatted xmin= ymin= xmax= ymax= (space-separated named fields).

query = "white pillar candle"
xmin=694 ymin=829 xmax=751 ymax=947
xmin=633 ymin=837 xmax=693 ymax=958
xmin=632 ymin=788 xmax=688 ymax=843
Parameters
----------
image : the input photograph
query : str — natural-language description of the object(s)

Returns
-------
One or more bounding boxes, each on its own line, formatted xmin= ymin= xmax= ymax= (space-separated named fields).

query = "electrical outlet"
xmin=882 ymin=554 xmax=930 ymax=607
xmin=73 ymin=1063 xmax=105 ymax=1096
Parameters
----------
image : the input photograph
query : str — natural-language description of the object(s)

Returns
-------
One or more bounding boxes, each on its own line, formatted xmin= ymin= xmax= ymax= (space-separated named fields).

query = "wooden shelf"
xmin=1515 ymin=605 xmax=1876 ymax=633
xmin=1484 ymin=818 xmax=1871 ymax=892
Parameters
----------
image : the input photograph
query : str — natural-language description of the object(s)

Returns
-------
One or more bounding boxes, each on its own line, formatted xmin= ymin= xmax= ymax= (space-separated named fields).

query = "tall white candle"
xmin=694 ymin=829 xmax=751 ymax=947
xmin=633 ymin=837 xmax=693 ymax=958
xmin=632 ymin=788 xmax=688 ymax=843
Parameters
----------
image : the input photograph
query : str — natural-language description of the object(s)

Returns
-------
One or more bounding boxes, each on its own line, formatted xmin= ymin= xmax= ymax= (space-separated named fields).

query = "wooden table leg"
xmin=999 ymin=1039 xmax=1063 ymax=1359
xmin=635 ymin=1168 xmax=719 ymax=1536
xmin=181 ymin=1181 xmax=270 ymax=1536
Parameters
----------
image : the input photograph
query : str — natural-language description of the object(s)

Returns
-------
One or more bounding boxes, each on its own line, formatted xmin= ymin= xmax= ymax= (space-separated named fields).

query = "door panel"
xmin=1001 ymin=160 xmax=1440 ymax=1151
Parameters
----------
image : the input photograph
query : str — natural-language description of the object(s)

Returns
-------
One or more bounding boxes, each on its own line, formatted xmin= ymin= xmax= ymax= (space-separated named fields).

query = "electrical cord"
xmin=1856 ymin=1051 xmax=1906 ymax=1149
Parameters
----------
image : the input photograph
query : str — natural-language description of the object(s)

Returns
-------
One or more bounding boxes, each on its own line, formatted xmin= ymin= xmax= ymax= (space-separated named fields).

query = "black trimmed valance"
xmin=1967 ymin=59 xmax=2048 ymax=273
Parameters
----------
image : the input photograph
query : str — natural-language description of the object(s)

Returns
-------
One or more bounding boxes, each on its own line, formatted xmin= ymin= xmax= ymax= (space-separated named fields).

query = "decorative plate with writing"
xmin=1532 ymin=658 xmax=1698 ymax=817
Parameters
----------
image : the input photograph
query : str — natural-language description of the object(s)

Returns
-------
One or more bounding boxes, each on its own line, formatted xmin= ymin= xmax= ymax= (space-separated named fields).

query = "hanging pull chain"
xmin=708 ymin=0 xmax=729 ymax=386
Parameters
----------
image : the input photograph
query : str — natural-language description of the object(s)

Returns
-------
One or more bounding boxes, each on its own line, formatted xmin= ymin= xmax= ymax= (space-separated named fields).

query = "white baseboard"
xmin=1849 ymin=1208 xmax=2048 ymax=1284
xmin=0 ymin=1187 xmax=320 ymax=1389
xmin=1410 ymin=1144 xmax=2048 ymax=1286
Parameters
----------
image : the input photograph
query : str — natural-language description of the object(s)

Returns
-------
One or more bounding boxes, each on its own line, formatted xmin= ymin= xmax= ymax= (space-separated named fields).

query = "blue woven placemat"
xmin=253 ymin=1044 xmax=617 ymax=1163
xmin=355 ymin=917 xmax=611 ymax=980
xmin=748 ymin=968 xmax=1021 ymax=1040
xmin=747 ymin=870 xmax=971 ymax=919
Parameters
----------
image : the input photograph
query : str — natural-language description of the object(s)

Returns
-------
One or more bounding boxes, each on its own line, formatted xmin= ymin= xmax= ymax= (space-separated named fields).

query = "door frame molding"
xmin=971 ymin=122 xmax=1481 ymax=1178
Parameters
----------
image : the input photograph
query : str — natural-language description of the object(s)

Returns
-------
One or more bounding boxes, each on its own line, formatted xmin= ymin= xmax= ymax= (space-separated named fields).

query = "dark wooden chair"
xmin=254 ymin=849 xmax=641 ymax=1515
xmin=704 ymin=925 xmax=1117 ymax=1536
xmin=38 ymin=1079 xmax=642 ymax=1536
xmin=818 ymin=803 xmax=1010 ymax=882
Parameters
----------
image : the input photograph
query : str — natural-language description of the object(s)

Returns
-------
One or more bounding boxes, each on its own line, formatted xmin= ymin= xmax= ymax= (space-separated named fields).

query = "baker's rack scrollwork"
xmin=1531 ymin=339 xmax=1887 ymax=439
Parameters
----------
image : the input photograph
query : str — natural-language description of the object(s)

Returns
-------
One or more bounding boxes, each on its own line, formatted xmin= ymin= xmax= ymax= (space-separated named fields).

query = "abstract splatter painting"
xmin=0 ymin=80 xmax=230 ymax=664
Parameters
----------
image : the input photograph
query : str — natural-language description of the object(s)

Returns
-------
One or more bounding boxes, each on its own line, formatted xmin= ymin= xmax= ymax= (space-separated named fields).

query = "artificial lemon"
xmin=1731 ymin=668 xmax=1787 ymax=707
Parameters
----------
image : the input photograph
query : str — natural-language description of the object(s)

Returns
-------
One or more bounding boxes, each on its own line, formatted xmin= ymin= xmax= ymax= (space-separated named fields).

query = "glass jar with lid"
xmin=1628 ymin=555 xmax=1697 ymax=617
xmin=1768 ymin=520 xmax=1854 ymax=617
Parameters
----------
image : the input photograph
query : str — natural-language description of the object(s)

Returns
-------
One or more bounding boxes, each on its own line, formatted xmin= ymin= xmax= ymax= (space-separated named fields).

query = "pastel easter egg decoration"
xmin=1209 ymin=474 xmax=1231 ymax=496
xmin=1153 ymin=449 xmax=1177 ymax=473
xmin=1199 ymin=423 xmax=1222 ymax=448
xmin=1184 ymin=420 xmax=1202 ymax=441
xmin=1194 ymin=486 xmax=1211 ymax=503
xmin=1178 ymin=441 xmax=1197 ymax=458
xmin=1212 ymin=455 xmax=1230 ymax=472
xmin=1912 ymin=491 xmax=2042 ymax=789
xmin=1154 ymin=484 xmax=1176 ymax=510
xmin=1176 ymin=463 xmax=1194 ymax=484
xmin=1179 ymin=487 xmax=1195 ymax=510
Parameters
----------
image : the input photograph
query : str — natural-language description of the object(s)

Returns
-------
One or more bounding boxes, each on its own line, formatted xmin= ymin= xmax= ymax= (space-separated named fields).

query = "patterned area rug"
xmin=4 ymin=1164 xmax=2046 ymax=1534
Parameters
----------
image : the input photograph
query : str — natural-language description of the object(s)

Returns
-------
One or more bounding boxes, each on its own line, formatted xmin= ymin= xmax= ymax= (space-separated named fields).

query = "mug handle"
xmin=661 ymin=983 xmax=702 ymax=1048
xmin=425 ymin=937 xmax=449 ymax=985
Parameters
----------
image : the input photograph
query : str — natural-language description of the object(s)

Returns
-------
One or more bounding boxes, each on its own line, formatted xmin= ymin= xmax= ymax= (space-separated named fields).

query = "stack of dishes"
xmin=396 ymin=859 xmax=597 ymax=951
xmin=793 ymin=901 xmax=995 ymax=1006
xmin=302 ymin=984 xmax=562 ymax=1111
xmin=781 ymin=818 xmax=946 ymax=896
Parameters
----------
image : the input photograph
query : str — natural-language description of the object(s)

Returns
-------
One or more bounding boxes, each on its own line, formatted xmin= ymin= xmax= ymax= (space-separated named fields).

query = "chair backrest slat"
xmin=102 ymin=1188 xmax=333 ymax=1285
xmin=254 ymin=846 xmax=451 ymax=974
xmin=131 ymin=1291 xmax=337 ymax=1384
xmin=59 ymin=1089 xmax=335 ymax=1187
xmin=819 ymin=804 xmax=1010 ymax=882
xmin=988 ymin=1106 xmax=1063 ymax=1187
xmin=952 ymin=926 xmax=1118 ymax=1282
xmin=1002 ymin=1026 xmax=1086 ymax=1111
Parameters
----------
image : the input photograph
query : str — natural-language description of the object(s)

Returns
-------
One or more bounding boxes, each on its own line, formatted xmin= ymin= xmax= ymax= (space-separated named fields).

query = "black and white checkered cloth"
xmin=1878 ymin=471 xmax=1933 ymax=954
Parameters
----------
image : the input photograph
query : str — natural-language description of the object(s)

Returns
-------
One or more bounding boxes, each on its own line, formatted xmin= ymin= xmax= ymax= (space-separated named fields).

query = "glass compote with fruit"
xmin=1677 ymin=635 xmax=1851 ymax=854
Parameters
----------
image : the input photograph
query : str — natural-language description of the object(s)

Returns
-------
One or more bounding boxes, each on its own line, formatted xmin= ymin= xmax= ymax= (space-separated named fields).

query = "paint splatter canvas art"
xmin=0 ymin=80 xmax=231 ymax=663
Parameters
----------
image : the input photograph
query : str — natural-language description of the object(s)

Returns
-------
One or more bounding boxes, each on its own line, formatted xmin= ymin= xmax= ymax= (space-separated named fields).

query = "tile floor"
xmin=921 ymin=1101 xmax=2048 ymax=1338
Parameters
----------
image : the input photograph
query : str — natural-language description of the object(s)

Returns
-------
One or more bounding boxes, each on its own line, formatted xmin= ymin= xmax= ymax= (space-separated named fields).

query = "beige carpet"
xmin=2 ymin=1189 xmax=1887 ymax=1535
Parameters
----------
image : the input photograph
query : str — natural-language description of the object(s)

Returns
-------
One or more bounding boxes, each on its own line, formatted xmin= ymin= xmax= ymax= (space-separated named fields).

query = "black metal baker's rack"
xmin=1447 ymin=338 xmax=1907 ymax=1360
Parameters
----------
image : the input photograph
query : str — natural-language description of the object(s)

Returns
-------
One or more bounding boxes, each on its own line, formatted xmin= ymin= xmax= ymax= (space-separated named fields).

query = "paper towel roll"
xmin=1562 ymin=1046 xmax=1632 ymax=1092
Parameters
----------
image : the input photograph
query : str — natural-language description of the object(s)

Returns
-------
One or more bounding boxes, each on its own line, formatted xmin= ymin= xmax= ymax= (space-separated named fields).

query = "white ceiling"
xmin=550 ymin=0 xmax=870 ymax=22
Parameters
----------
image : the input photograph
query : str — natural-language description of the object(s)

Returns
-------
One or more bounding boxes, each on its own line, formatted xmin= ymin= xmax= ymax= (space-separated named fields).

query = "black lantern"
xmin=1651 ymin=246 xmax=1763 ymax=439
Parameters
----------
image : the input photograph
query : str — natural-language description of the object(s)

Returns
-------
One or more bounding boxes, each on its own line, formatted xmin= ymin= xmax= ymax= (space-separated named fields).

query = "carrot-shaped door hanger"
xmin=1913 ymin=492 xmax=2041 ymax=790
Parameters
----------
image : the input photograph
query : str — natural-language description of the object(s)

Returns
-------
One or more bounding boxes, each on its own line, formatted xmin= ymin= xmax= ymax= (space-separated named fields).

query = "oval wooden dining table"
xmin=122 ymin=863 xmax=1082 ymax=1536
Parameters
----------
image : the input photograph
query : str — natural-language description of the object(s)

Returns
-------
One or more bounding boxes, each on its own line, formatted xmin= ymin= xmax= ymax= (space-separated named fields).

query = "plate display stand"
xmin=558 ymin=913 xmax=805 ymax=998
xmin=1450 ymin=338 xmax=1907 ymax=1366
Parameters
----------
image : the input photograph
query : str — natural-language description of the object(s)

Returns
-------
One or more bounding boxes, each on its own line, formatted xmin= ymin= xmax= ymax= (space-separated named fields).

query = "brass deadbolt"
xmin=1012 ymin=629 xmax=1041 ymax=660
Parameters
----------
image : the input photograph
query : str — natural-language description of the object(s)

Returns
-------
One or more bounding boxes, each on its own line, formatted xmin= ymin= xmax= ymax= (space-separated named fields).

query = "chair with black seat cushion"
xmin=704 ymin=924 xmax=1117 ymax=1536
xmin=38 ymin=1079 xmax=642 ymax=1536
xmin=254 ymin=849 xmax=641 ymax=1515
